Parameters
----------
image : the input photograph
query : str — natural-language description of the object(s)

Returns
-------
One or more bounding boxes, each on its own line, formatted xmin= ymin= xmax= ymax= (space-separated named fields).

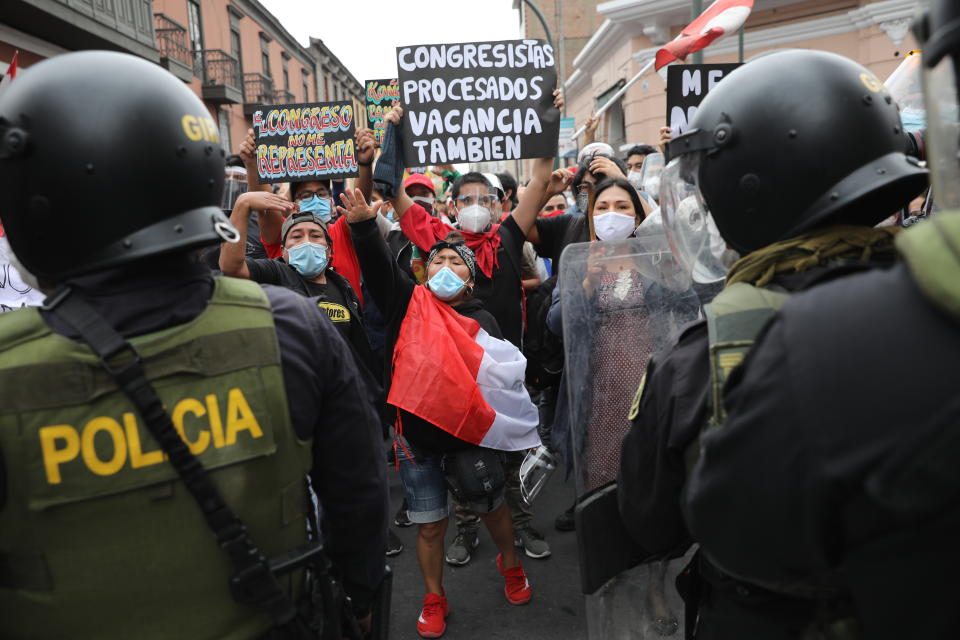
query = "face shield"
xmin=923 ymin=51 xmax=960 ymax=210
xmin=659 ymin=154 xmax=733 ymax=284
xmin=221 ymin=166 xmax=248 ymax=210
xmin=886 ymin=50 xmax=926 ymax=132
xmin=638 ymin=152 xmax=665 ymax=201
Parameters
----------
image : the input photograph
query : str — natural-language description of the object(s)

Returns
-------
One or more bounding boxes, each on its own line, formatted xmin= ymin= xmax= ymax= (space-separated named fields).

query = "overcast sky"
xmin=259 ymin=0 xmax=524 ymax=82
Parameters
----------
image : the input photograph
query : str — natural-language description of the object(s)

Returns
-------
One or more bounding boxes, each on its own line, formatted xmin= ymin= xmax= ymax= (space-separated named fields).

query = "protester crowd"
xmin=2 ymin=4 xmax=958 ymax=637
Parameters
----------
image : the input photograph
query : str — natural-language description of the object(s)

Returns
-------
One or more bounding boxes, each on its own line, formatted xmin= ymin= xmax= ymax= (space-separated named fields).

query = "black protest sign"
xmin=666 ymin=64 xmax=741 ymax=135
xmin=366 ymin=78 xmax=400 ymax=146
xmin=253 ymin=101 xmax=358 ymax=184
xmin=397 ymin=39 xmax=559 ymax=165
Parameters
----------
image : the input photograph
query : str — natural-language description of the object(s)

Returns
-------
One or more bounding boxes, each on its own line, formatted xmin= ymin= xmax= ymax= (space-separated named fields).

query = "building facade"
xmin=521 ymin=0 xmax=922 ymax=155
xmin=1 ymin=0 xmax=363 ymax=156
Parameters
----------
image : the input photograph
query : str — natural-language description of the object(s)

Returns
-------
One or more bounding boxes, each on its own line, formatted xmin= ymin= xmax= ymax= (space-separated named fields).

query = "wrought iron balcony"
xmin=272 ymin=89 xmax=295 ymax=105
xmin=243 ymin=73 xmax=274 ymax=115
xmin=7 ymin=0 xmax=158 ymax=62
xmin=154 ymin=13 xmax=193 ymax=82
xmin=195 ymin=49 xmax=242 ymax=105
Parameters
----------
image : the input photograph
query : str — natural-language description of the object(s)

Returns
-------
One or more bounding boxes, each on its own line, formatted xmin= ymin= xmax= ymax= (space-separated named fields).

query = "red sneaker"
xmin=417 ymin=592 xmax=449 ymax=638
xmin=497 ymin=553 xmax=532 ymax=605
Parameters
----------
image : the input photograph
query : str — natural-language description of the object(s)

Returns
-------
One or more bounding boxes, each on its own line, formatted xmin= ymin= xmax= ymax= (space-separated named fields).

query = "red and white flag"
xmin=388 ymin=286 xmax=541 ymax=451
xmin=2 ymin=51 xmax=18 ymax=85
xmin=655 ymin=0 xmax=753 ymax=70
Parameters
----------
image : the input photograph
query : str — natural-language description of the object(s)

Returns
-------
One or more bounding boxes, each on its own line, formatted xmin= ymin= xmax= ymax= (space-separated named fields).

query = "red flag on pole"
xmin=655 ymin=0 xmax=753 ymax=70
xmin=2 ymin=51 xmax=18 ymax=84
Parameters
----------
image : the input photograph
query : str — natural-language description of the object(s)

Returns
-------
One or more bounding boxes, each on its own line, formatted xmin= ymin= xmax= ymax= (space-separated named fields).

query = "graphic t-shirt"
xmin=312 ymin=279 xmax=351 ymax=328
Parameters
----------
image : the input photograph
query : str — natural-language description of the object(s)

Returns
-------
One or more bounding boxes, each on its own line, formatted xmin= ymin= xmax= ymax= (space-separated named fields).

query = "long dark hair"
xmin=586 ymin=176 xmax=646 ymax=240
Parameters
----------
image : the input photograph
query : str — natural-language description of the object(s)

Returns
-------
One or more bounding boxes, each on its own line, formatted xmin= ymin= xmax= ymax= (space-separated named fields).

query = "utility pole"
xmin=692 ymin=0 xmax=704 ymax=64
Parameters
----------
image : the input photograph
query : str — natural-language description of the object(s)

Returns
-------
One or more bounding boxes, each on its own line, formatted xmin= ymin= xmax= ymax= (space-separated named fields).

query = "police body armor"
xmin=692 ymin=281 xmax=857 ymax=639
xmin=0 ymin=277 xmax=313 ymax=640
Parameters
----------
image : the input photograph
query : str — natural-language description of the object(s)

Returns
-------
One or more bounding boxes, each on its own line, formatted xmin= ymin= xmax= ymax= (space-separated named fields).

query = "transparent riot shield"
xmin=560 ymin=235 xmax=701 ymax=496
xmin=560 ymin=235 xmax=703 ymax=640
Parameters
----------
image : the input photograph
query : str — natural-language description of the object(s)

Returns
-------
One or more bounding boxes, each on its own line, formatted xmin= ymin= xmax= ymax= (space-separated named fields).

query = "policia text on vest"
xmin=39 ymin=387 xmax=264 ymax=485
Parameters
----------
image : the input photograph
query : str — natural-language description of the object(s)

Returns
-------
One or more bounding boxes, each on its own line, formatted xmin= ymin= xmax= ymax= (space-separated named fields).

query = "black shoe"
xmin=386 ymin=529 xmax=403 ymax=556
xmin=554 ymin=506 xmax=575 ymax=532
xmin=394 ymin=504 xmax=413 ymax=528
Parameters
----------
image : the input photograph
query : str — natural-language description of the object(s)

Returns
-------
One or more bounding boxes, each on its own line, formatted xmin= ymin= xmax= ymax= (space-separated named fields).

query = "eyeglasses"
xmin=455 ymin=194 xmax=496 ymax=207
xmin=296 ymin=189 xmax=329 ymax=200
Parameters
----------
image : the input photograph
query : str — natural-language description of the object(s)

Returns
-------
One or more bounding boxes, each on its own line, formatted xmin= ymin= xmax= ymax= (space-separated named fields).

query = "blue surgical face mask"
xmin=287 ymin=241 xmax=328 ymax=279
xmin=298 ymin=196 xmax=332 ymax=222
xmin=900 ymin=107 xmax=926 ymax=133
xmin=427 ymin=266 xmax=467 ymax=301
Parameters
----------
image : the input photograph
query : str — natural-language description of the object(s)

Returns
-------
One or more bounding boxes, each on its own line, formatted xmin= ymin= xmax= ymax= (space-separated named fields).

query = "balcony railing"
xmin=194 ymin=49 xmax=242 ymax=105
xmin=153 ymin=13 xmax=193 ymax=82
xmin=272 ymin=89 xmax=295 ymax=104
xmin=243 ymin=73 xmax=274 ymax=114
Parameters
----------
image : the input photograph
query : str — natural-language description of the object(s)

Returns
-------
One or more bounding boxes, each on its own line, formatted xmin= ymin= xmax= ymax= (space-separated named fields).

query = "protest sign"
xmin=396 ymin=39 xmax=560 ymax=165
xmin=666 ymin=63 xmax=741 ymax=135
xmin=366 ymin=78 xmax=400 ymax=146
xmin=558 ymin=117 xmax=577 ymax=160
xmin=253 ymin=100 xmax=358 ymax=184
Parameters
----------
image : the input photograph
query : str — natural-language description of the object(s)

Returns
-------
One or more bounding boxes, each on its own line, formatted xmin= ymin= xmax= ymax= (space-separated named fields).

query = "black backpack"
xmin=523 ymin=274 xmax=564 ymax=390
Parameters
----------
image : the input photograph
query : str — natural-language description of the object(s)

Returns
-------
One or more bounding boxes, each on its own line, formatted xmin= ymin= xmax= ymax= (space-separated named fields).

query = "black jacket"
xmin=617 ymin=260 xmax=893 ymax=638
xmin=686 ymin=260 xmax=960 ymax=640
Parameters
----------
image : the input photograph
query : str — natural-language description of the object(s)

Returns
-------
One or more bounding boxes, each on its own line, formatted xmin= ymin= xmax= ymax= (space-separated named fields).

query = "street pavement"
xmin=384 ymin=459 xmax=587 ymax=640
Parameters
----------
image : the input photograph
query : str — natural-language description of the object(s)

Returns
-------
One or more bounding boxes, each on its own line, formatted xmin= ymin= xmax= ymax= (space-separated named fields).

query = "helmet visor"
xmin=923 ymin=54 xmax=960 ymax=210
xmin=638 ymin=152 xmax=665 ymax=201
xmin=885 ymin=50 xmax=926 ymax=132
xmin=659 ymin=156 xmax=731 ymax=283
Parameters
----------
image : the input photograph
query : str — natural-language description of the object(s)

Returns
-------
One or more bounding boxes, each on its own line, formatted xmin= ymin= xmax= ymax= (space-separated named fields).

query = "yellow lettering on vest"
xmin=40 ymin=425 xmax=81 ymax=485
xmin=172 ymin=398 xmax=211 ymax=455
xmin=123 ymin=412 xmax=164 ymax=469
xmin=225 ymin=388 xmax=264 ymax=445
xmin=81 ymin=417 xmax=127 ymax=477
xmin=206 ymin=394 xmax=226 ymax=448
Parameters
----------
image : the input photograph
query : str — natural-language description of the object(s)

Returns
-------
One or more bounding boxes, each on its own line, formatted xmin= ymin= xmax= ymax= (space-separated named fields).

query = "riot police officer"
xmin=685 ymin=4 xmax=960 ymax=638
xmin=0 ymin=51 xmax=388 ymax=639
xmin=615 ymin=49 xmax=928 ymax=638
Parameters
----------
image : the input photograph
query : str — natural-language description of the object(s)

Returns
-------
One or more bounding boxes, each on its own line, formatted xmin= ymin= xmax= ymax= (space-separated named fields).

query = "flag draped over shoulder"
xmin=655 ymin=0 xmax=753 ymax=70
xmin=388 ymin=286 xmax=540 ymax=451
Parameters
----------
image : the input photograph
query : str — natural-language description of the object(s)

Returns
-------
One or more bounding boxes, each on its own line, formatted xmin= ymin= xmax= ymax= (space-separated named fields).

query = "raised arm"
xmin=339 ymin=188 xmax=415 ymax=318
xmin=381 ymin=105 xmax=415 ymax=218
xmin=219 ymin=191 xmax=295 ymax=278
xmin=239 ymin=128 xmax=271 ymax=194
xmin=511 ymin=90 xmax=568 ymax=237
xmin=355 ymin=126 xmax=376 ymax=201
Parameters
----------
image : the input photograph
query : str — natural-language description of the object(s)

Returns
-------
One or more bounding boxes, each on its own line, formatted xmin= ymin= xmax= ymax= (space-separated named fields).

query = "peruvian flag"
xmin=655 ymin=0 xmax=753 ymax=70
xmin=1 ymin=51 xmax=18 ymax=85
xmin=388 ymin=286 xmax=541 ymax=451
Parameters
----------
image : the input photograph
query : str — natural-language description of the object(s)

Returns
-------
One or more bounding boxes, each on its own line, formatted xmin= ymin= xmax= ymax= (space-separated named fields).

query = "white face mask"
xmin=457 ymin=204 xmax=493 ymax=234
xmin=627 ymin=170 xmax=644 ymax=190
xmin=593 ymin=212 xmax=637 ymax=241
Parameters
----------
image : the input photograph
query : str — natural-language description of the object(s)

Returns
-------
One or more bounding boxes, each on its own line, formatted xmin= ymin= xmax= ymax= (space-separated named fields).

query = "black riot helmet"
xmin=0 ymin=51 xmax=238 ymax=281
xmin=661 ymin=49 xmax=929 ymax=261
xmin=915 ymin=0 xmax=960 ymax=211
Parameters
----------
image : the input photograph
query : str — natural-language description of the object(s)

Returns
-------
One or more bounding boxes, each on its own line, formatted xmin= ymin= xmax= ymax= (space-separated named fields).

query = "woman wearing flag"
xmin=338 ymin=186 xmax=541 ymax=639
